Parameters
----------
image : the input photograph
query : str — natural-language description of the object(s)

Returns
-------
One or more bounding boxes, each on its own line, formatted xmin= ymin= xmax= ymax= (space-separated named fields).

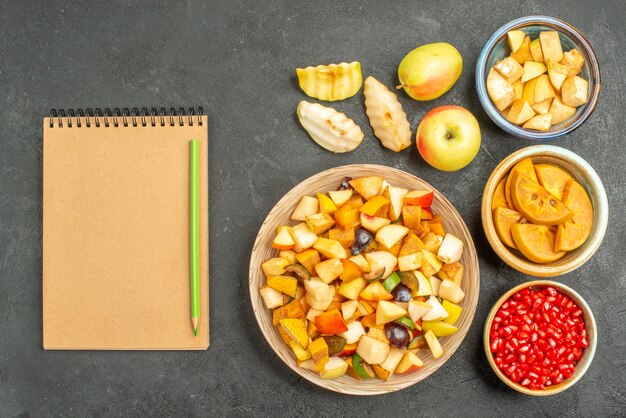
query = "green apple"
xmin=398 ymin=42 xmax=463 ymax=101
xmin=416 ymin=105 xmax=481 ymax=172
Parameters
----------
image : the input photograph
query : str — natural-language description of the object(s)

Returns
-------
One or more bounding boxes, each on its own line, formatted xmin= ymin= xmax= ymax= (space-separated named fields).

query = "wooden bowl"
xmin=249 ymin=164 xmax=480 ymax=395
xmin=484 ymin=280 xmax=597 ymax=396
xmin=481 ymin=145 xmax=608 ymax=277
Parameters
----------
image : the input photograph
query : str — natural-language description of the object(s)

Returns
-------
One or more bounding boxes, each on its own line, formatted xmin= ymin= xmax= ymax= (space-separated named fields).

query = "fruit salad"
xmin=258 ymin=175 xmax=468 ymax=381
xmin=491 ymin=157 xmax=593 ymax=263
xmin=487 ymin=29 xmax=588 ymax=131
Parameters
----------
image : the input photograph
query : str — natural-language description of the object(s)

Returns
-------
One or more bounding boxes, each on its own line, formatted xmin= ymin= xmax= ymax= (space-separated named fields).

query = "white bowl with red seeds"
xmin=484 ymin=280 xmax=597 ymax=395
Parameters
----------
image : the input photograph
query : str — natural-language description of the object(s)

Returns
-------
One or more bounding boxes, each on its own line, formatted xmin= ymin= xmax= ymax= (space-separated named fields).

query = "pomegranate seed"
xmin=521 ymin=378 xmax=531 ymax=386
xmin=491 ymin=338 xmax=502 ymax=353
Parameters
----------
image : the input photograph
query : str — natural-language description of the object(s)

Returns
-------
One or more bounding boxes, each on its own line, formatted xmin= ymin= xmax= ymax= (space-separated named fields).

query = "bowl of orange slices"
xmin=481 ymin=145 xmax=608 ymax=277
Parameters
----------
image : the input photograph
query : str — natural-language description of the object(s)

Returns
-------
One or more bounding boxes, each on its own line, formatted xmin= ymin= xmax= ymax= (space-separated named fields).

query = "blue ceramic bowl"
xmin=476 ymin=16 xmax=601 ymax=140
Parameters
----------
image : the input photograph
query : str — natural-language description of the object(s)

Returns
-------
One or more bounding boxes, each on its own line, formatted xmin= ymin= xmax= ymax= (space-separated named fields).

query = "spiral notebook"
xmin=42 ymin=108 xmax=209 ymax=350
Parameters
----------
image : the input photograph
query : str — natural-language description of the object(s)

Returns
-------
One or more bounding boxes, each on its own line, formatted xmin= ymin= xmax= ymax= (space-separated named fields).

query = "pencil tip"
xmin=193 ymin=327 xmax=198 ymax=337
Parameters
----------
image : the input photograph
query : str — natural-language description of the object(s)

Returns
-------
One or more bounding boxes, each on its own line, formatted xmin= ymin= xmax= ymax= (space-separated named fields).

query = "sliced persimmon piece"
xmin=493 ymin=206 xmax=525 ymax=249
xmin=535 ymin=163 xmax=573 ymax=201
xmin=511 ymin=223 xmax=566 ymax=263
xmin=505 ymin=157 xmax=538 ymax=210
xmin=492 ymin=176 xmax=510 ymax=210
xmin=510 ymin=171 xmax=574 ymax=225
xmin=555 ymin=179 xmax=593 ymax=252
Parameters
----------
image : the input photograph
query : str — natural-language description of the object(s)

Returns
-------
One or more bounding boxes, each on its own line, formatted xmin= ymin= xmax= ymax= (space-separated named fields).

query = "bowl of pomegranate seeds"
xmin=484 ymin=280 xmax=597 ymax=395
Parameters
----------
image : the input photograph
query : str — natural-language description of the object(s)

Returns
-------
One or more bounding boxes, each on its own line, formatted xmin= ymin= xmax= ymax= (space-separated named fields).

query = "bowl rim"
xmin=483 ymin=280 xmax=597 ymax=396
xmin=249 ymin=164 xmax=481 ymax=395
xmin=481 ymin=145 xmax=608 ymax=277
xmin=475 ymin=15 xmax=602 ymax=140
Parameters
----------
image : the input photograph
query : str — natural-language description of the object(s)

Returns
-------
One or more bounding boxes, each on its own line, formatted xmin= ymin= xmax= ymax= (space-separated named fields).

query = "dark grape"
xmin=385 ymin=322 xmax=410 ymax=349
xmin=350 ymin=228 xmax=373 ymax=255
xmin=391 ymin=284 xmax=412 ymax=302
xmin=337 ymin=176 xmax=353 ymax=191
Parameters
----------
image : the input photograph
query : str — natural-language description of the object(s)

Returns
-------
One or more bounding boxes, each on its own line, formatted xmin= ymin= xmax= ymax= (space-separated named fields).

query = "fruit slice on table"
xmin=296 ymin=61 xmax=363 ymax=101
xmin=555 ymin=179 xmax=593 ymax=252
xmin=363 ymin=76 xmax=412 ymax=152
xmin=296 ymin=101 xmax=364 ymax=153
xmin=510 ymin=171 xmax=573 ymax=225
xmin=505 ymin=157 xmax=538 ymax=210
xmin=493 ymin=206 xmax=525 ymax=249
xmin=492 ymin=176 xmax=510 ymax=210
xmin=511 ymin=223 xmax=566 ymax=263
xmin=534 ymin=163 xmax=573 ymax=200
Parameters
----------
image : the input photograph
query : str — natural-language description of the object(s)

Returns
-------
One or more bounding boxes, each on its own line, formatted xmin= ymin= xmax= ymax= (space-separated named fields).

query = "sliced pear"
xmin=511 ymin=79 xmax=524 ymax=100
xmin=296 ymin=61 xmax=362 ymax=101
xmin=561 ymin=76 xmax=589 ymax=107
xmin=531 ymin=98 xmax=553 ymax=115
xmin=561 ymin=49 xmax=585 ymax=76
xmin=297 ymin=101 xmax=364 ymax=153
xmin=530 ymin=38 xmax=544 ymax=63
xmin=539 ymin=31 xmax=564 ymax=63
xmin=363 ymin=76 xmax=412 ymax=152
xmin=510 ymin=35 xmax=533 ymax=64
xmin=546 ymin=59 xmax=568 ymax=91
xmin=521 ymin=78 xmax=538 ymax=105
xmin=534 ymin=74 xmax=556 ymax=103
xmin=494 ymin=57 xmax=524 ymax=83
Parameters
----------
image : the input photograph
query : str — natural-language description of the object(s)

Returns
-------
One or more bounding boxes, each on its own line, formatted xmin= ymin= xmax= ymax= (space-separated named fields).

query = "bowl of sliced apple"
xmin=476 ymin=16 xmax=601 ymax=140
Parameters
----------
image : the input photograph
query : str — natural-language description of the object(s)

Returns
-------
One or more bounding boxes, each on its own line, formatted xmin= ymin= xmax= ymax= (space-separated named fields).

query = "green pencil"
xmin=190 ymin=140 xmax=200 ymax=336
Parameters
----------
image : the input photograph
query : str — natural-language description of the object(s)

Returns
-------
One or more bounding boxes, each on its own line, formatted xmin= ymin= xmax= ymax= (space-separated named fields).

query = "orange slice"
xmin=511 ymin=223 xmax=566 ymax=263
xmin=492 ymin=176 xmax=510 ymax=210
xmin=534 ymin=163 xmax=573 ymax=201
xmin=555 ymin=179 xmax=593 ymax=251
xmin=493 ymin=207 xmax=525 ymax=249
xmin=505 ymin=157 xmax=538 ymax=210
xmin=510 ymin=171 xmax=574 ymax=225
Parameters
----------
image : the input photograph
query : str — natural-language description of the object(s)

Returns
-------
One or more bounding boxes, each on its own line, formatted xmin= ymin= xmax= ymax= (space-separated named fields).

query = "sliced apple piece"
xmin=340 ymin=320 xmax=366 ymax=345
xmin=356 ymin=335 xmax=390 ymax=365
xmin=429 ymin=276 xmax=442 ymax=297
xmin=400 ymin=233 xmax=425 ymax=256
xmin=561 ymin=49 xmax=585 ymax=76
xmin=422 ymin=295 xmax=449 ymax=321
xmin=424 ymin=329 xmax=444 ymax=359
xmin=529 ymin=38 xmax=544 ymax=63
xmin=511 ymin=79 xmax=524 ymax=100
xmin=348 ymin=254 xmax=370 ymax=272
xmin=305 ymin=212 xmax=335 ymax=235
xmin=422 ymin=320 xmax=459 ymax=337
xmin=510 ymin=35 xmax=533 ymax=64
xmin=338 ymin=277 xmax=366 ymax=300
xmin=396 ymin=351 xmax=424 ymax=375
xmin=359 ymin=281 xmax=393 ymax=302
xmin=298 ymin=358 xmax=317 ymax=372
xmin=297 ymin=101 xmax=364 ymax=153
xmin=523 ymin=114 xmax=553 ymax=131
xmin=375 ymin=300 xmax=408 ymax=325
xmin=341 ymin=300 xmax=359 ymax=321
xmin=315 ymin=258 xmax=344 ymax=284
xmin=279 ymin=250 xmax=297 ymax=265
xmin=521 ymin=61 xmax=547 ymax=83
xmin=376 ymin=224 xmax=409 ymax=249
xmin=404 ymin=190 xmax=434 ymax=207
xmin=304 ymin=278 xmax=333 ymax=311
xmin=487 ymin=68 xmax=516 ymax=111
xmin=376 ymin=348 xmax=404 ymax=380
xmin=531 ymin=98 xmax=552 ymax=115
xmin=328 ymin=189 xmax=353 ymax=207
xmin=315 ymin=309 xmax=348 ymax=334
xmin=421 ymin=249 xmax=443 ymax=277
xmin=339 ymin=259 xmax=362 ymax=282
xmin=507 ymin=30 xmax=526 ymax=52
xmin=413 ymin=270 xmax=433 ymax=297
xmin=349 ymin=176 xmax=384 ymax=200
xmin=521 ymin=77 xmax=538 ymax=105
xmin=291 ymin=195 xmax=319 ymax=221
xmin=437 ymin=233 xmax=464 ymax=264
xmin=561 ymin=76 xmax=588 ymax=107
xmin=549 ymin=96 xmax=577 ymax=125
xmin=360 ymin=213 xmax=391 ymax=233
xmin=313 ymin=237 xmax=347 ymax=259
xmin=364 ymin=251 xmax=398 ymax=280
xmin=259 ymin=286 xmax=285 ymax=309
xmin=261 ymin=257 xmax=289 ymax=277
xmin=494 ymin=57 xmax=524 ymax=83
xmin=320 ymin=357 xmax=348 ymax=379
xmin=438 ymin=279 xmax=465 ymax=304
xmin=363 ymin=76 xmax=412 ymax=152
xmin=397 ymin=251 xmax=423 ymax=272
xmin=506 ymin=99 xmax=536 ymax=125
xmin=539 ymin=31 xmax=564 ymax=63
xmin=289 ymin=223 xmax=319 ymax=252
xmin=546 ymin=59 xmax=568 ymax=91
xmin=383 ymin=185 xmax=408 ymax=221
xmin=408 ymin=299 xmax=432 ymax=322
xmin=534 ymin=74 xmax=556 ymax=103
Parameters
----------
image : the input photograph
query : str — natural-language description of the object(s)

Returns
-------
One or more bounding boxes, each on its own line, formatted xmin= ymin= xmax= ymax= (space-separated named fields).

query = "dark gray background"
xmin=1 ymin=0 xmax=624 ymax=416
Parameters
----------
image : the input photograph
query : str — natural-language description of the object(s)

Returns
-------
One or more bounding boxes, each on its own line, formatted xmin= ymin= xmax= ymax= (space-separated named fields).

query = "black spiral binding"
xmin=49 ymin=107 xmax=204 ymax=128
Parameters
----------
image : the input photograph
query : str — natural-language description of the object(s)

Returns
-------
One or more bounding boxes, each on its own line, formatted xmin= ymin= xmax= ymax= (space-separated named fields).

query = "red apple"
xmin=404 ymin=190 xmax=434 ymax=207
xmin=416 ymin=105 xmax=481 ymax=172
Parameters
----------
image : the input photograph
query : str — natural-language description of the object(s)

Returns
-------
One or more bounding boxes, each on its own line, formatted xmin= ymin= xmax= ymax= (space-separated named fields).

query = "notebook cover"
xmin=42 ymin=114 xmax=209 ymax=350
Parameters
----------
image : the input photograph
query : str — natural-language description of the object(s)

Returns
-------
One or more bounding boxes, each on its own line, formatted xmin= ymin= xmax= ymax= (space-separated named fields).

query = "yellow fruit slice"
xmin=511 ymin=223 xmax=566 ymax=263
xmin=510 ymin=171 xmax=574 ymax=225
xmin=555 ymin=180 xmax=593 ymax=252
xmin=505 ymin=157 xmax=538 ymax=210
xmin=493 ymin=207 xmax=525 ymax=249
xmin=296 ymin=62 xmax=363 ymax=101
xmin=492 ymin=176 xmax=510 ymax=210
xmin=534 ymin=163 xmax=573 ymax=201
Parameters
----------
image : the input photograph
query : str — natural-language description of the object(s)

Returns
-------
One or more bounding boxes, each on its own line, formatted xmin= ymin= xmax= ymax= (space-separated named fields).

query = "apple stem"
xmin=446 ymin=133 xmax=452 ymax=140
